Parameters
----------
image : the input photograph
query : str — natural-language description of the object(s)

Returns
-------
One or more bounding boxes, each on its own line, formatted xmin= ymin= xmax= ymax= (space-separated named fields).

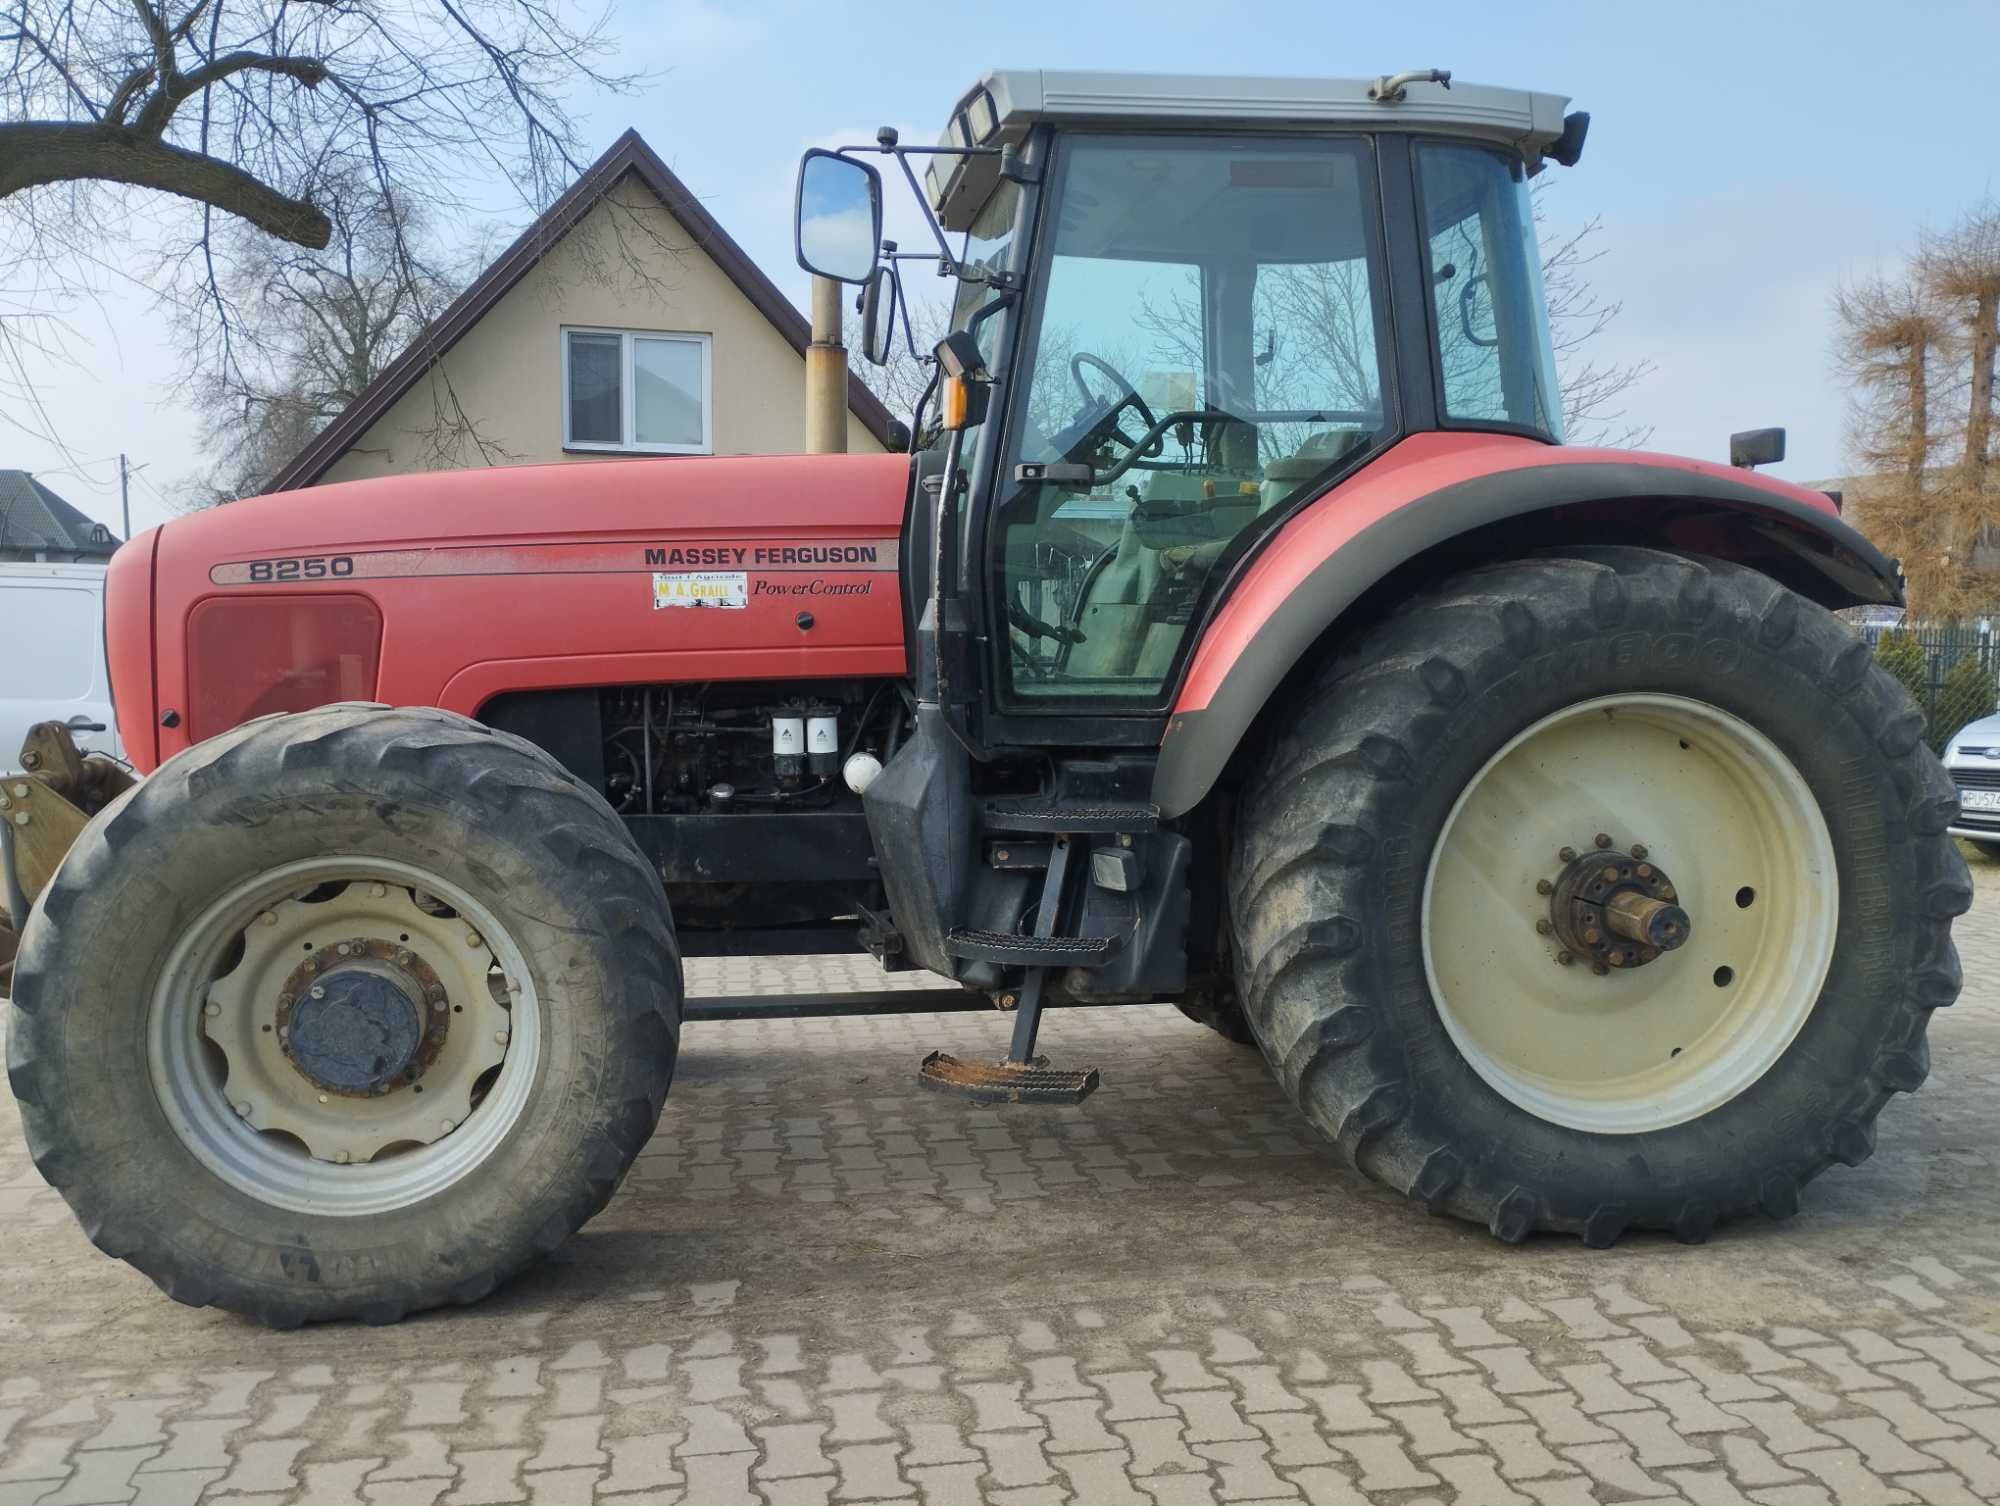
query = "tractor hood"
xmin=116 ymin=453 xmax=913 ymax=773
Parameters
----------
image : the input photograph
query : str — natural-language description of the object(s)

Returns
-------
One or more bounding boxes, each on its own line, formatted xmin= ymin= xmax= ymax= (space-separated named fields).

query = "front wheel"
xmin=1229 ymin=548 xmax=1969 ymax=1244
xmin=7 ymin=705 xmax=681 ymax=1324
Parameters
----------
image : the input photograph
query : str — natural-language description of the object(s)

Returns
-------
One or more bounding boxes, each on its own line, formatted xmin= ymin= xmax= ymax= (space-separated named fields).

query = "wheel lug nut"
xmin=1637 ymin=863 xmax=1654 ymax=879
xmin=440 ymin=1120 xmax=455 ymax=1135
xmin=1593 ymin=962 xmax=1610 ymax=976
xmin=310 ymin=984 xmax=326 ymax=999
xmin=336 ymin=943 xmax=351 ymax=956
xmin=203 ymin=1001 xmax=220 ymax=1018
xmin=303 ymin=959 xmax=317 ymax=972
xmin=1594 ymin=833 xmax=1613 ymax=849
xmin=1600 ymin=867 xmax=1618 ymax=884
xmin=432 ymin=999 xmax=446 ymax=1012
xmin=1535 ymin=878 xmax=1554 ymax=895
xmin=1662 ymin=886 xmax=1677 ymax=901
xmin=317 ymin=1092 xmax=329 ymax=1103
xmin=1608 ymin=950 xmax=1626 ymax=966
xmin=1559 ymin=846 xmax=1578 ymax=862
xmin=1535 ymin=919 xmax=1553 ymax=935
xmin=1584 ymin=928 xmax=1601 ymax=944
xmin=1556 ymin=951 xmax=1575 ymax=966
xmin=234 ymin=1100 xmax=253 ymax=1117
xmin=1631 ymin=843 xmax=1648 ymax=859
xmin=495 ymin=1030 xmax=510 ymax=1046
xmin=465 ymin=930 xmax=483 ymax=949
xmin=259 ymin=911 xmax=278 ymax=927
xmin=370 ymin=883 xmax=387 ymax=898
xmin=334 ymin=1150 xmax=351 ymax=1164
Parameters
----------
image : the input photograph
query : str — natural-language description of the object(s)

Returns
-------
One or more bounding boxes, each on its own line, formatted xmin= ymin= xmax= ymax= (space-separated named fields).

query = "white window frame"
xmin=560 ymin=326 xmax=713 ymax=455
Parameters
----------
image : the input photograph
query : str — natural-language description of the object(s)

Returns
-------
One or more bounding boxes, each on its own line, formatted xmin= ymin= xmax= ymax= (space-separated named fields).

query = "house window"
xmin=562 ymin=328 xmax=712 ymax=454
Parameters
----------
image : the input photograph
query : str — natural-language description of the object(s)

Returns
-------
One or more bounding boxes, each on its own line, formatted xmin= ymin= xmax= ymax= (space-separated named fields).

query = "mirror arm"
xmin=886 ymin=147 xmax=961 ymax=270
xmin=890 ymin=264 xmax=925 ymax=363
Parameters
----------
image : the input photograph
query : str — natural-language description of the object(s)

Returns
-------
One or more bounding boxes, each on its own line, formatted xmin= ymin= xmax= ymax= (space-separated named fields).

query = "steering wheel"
xmin=1065 ymin=351 xmax=1159 ymax=457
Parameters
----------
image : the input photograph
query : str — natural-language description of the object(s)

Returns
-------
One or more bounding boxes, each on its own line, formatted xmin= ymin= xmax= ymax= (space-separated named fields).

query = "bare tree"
xmin=1534 ymin=185 xmax=1653 ymax=447
xmin=1 ymin=0 xmax=644 ymax=454
xmin=1834 ymin=199 xmax=2000 ymax=618
xmin=172 ymin=187 xmax=475 ymax=503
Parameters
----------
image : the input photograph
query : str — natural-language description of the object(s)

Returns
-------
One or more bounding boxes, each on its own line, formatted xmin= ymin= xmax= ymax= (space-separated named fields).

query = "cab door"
xmin=981 ymin=133 xmax=1397 ymax=727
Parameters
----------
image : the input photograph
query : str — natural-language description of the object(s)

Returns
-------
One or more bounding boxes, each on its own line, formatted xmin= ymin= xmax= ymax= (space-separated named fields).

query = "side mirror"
xmin=1730 ymin=427 xmax=1786 ymax=469
xmin=859 ymin=266 xmax=898 ymax=367
xmin=794 ymin=149 xmax=882 ymax=284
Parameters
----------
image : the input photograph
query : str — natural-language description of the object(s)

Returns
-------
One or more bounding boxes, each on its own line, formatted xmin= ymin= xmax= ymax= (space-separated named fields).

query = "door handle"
xmin=64 ymin=716 xmax=108 ymax=733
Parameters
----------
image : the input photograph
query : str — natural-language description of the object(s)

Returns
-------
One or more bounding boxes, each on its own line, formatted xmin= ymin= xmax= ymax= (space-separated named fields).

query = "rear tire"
xmin=6 ymin=705 xmax=680 ymax=1324
xmin=1229 ymin=548 xmax=1969 ymax=1244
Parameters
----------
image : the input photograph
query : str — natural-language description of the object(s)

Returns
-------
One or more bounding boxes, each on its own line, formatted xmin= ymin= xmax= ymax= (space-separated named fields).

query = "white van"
xmin=0 ymin=561 xmax=123 ymax=771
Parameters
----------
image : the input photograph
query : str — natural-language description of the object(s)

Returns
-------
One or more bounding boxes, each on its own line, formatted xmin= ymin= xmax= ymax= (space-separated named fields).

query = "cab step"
xmin=918 ymin=1050 xmax=1100 ymax=1105
xmin=982 ymin=799 xmax=1160 ymax=835
xmin=946 ymin=927 xmax=1122 ymax=967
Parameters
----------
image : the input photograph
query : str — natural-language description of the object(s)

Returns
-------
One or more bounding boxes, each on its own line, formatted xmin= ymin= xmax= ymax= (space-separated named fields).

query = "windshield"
xmin=1415 ymin=143 xmax=1562 ymax=437
xmin=994 ymin=133 xmax=1390 ymax=707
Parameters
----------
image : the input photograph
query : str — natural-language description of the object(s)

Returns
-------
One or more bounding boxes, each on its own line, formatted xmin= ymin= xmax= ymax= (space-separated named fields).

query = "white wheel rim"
xmin=148 ymin=857 xmax=542 ymax=1216
xmin=1421 ymin=694 xmax=1837 ymax=1133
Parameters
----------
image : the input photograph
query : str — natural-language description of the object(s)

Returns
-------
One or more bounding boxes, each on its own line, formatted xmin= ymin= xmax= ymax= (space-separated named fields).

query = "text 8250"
xmin=244 ymin=556 xmax=356 ymax=582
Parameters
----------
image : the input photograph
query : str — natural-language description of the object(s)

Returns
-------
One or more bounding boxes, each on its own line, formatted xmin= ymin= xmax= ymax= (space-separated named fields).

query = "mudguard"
xmin=1154 ymin=431 xmax=1901 ymax=818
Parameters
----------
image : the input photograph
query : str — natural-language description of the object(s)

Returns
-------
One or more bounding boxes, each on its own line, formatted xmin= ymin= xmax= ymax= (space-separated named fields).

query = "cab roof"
xmin=929 ymin=68 xmax=1572 ymax=229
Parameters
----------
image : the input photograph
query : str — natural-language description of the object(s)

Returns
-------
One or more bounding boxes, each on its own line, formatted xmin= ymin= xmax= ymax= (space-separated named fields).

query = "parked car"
xmin=1945 ymin=710 xmax=2000 ymax=857
xmin=0 ymin=561 xmax=123 ymax=770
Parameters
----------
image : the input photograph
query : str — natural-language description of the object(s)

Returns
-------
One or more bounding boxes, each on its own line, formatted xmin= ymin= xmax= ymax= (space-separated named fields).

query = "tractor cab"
xmin=790 ymin=71 xmax=1599 ymax=1097
xmin=798 ymin=70 xmax=1583 ymax=744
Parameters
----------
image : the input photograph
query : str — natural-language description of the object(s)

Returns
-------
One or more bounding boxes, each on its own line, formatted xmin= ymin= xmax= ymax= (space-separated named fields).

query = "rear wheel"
xmin=1229 ymin=548 xmax=1969 ymax=1243
xmin=7 ymin=705 xmax=680 ymax=1324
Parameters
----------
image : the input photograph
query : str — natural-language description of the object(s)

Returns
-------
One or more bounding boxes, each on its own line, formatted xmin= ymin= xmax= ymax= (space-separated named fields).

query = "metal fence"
xmin=1859 ymin=622 xmax=2000 ymax=752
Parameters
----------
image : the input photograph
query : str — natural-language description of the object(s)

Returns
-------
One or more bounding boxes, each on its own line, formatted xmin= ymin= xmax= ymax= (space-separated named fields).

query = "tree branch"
xmin=0 ymin=122 xmax=331 ymax=247
xmin=132 ymin=50 xmax=328 ymax=136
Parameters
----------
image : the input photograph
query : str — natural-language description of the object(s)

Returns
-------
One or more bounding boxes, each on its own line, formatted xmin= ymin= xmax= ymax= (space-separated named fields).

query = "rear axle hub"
xmin=1547 ymin=846 xmax=1691 ymax=971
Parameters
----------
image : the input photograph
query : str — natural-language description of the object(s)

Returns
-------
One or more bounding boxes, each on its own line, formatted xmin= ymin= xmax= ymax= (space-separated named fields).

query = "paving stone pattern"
xmin=1 ymin=868 xmax=1996 ymax=1505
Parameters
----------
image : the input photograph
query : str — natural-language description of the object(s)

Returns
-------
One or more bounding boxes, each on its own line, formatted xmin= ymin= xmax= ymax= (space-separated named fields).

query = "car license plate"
xmin=1963 ymin=788 xmax=2000 ymax=811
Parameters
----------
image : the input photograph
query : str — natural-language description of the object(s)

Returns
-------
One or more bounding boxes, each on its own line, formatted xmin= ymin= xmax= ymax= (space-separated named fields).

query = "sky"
xmin=9 ymin=0 xmax=1999 ymax=539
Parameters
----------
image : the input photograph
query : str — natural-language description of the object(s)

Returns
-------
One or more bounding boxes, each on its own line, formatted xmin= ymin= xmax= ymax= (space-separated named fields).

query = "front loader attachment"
xmin=0 ymin=722 xmax=135 ymax=993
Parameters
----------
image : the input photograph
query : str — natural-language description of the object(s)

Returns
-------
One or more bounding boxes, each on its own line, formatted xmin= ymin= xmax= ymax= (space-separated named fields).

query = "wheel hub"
xmin=283 ymin=957 xmax=429 ymax=1095
xmin=1545 ymin=839 xmax=1692 ymax=972
xmin=198 ymin=882 xmax=513 ymax=1164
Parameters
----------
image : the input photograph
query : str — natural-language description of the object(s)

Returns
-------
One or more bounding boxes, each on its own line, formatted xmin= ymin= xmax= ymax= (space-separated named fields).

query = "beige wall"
xmin=320 ymin=177 xmax=883 ymax=486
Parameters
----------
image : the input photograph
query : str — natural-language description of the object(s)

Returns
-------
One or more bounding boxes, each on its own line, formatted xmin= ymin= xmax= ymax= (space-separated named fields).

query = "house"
xmin=268 ymin=131 xmax=899 ymax=493
xmin=0 ymin=472 xmax=120 ymax=563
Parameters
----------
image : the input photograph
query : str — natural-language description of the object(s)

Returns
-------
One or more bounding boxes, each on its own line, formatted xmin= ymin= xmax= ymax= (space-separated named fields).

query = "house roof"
xmin=266 ymin=130 xmax=899 ymax=492
xmin=0 ymin=471 xmax=120 ymax=556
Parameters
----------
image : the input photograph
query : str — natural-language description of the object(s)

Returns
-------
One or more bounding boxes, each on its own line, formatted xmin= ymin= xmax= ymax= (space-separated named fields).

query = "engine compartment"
xmin=598 ymin=678 xmax=906 ymax=817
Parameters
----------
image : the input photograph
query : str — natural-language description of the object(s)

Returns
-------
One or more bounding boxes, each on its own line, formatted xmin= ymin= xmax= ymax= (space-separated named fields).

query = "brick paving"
xmin=0 ymin=861 xmax=1995 ymax=1505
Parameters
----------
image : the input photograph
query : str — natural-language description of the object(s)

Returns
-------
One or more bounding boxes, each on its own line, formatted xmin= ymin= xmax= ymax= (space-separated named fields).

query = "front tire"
xmin=7 ymin=705 xmax=680 ymax=1324
xmin=1229 ymin=548 xmax=1969 ymax=1244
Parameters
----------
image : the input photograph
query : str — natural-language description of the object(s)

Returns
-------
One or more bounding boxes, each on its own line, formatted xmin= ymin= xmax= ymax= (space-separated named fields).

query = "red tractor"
xmin=5 ymin=69 xmax=1969 ymax=1326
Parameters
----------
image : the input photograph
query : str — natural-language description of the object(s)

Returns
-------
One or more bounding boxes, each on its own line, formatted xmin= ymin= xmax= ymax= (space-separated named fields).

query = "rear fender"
xmin=1154 ymin=432 xmax=1900 ymax=818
